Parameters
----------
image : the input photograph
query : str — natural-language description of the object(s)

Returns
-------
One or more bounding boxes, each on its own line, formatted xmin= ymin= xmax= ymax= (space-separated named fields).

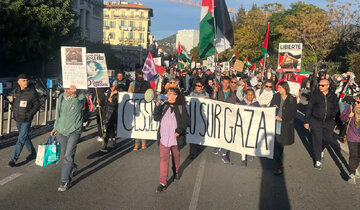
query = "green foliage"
xmin=347 ymin=51 xmax=360 ymax=79
xmin=190 ymin=45 xmax=201 ymax=63
xmin=0 ymin=0 xmax=77 ymax=63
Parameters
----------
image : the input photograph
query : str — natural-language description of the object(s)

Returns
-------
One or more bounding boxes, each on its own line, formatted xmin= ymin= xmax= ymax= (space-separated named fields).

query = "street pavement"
xmin=0 ymin=109 xmax=359 ymax=209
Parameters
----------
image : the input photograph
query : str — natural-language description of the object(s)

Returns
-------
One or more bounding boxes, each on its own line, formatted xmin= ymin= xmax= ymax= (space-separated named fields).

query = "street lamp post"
xmin=302 ymin=36 xmax=318 ymax=92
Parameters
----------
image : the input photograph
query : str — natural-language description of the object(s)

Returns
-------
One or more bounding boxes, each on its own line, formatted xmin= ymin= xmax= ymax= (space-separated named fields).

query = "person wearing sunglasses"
xmin=304 ymin=79 xmax=339 ymax=170
xmin=255 ymin=80 xmax=275 ymax=107
xmin=230 ymin=76 xmax=238 ymax=93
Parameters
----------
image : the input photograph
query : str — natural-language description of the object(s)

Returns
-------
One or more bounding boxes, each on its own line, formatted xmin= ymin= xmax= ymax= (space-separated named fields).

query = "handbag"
xmin=35 ymin=136 xmax=60 ymax=167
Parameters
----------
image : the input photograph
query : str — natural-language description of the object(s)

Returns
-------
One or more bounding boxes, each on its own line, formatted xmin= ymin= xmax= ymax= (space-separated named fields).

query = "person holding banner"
xmin=128 ymin=70 xmax=151 ymax=151
xmin=255 ymin=80 xmax=275 ymax=107
xmin=99 ymin=81 xmax=119 ymax=153
xmin=270 ymin=81 xmax=297 ymax=175
xmin=51 ymin=85 xmax=86 ymax=191
xmin=153 ymin=87 xmax=190 ymax=192
xmin=212 ymin=76 xmax=239 ymax=164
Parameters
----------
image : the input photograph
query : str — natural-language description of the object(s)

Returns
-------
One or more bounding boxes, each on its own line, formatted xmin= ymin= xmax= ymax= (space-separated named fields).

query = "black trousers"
xmin=348 ymin=141 xmax=360 ymax=174
xmin=311 ymin=119 xmax=338 ymax=161
xmin=274 ymin=140 xmax=284 ymax=164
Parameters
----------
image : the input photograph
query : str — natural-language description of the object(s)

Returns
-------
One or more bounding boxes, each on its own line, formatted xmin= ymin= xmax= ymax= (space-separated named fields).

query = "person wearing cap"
xmin=128 ymin=70 xmax=151 ymax=151
xmin=8 ymin=74 xmax=40 ymax=167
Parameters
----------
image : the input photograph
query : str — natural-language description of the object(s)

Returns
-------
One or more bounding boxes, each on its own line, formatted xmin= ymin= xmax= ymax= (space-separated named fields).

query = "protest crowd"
xmin=6 ymin=62 xmax=360 ymax=192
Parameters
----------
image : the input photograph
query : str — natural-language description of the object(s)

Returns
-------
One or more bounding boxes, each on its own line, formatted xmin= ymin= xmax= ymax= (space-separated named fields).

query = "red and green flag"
xmin=178 ymin=42 xmax=192 ymax=63
xmin=253 ymin=23 xmax=270 ymax=62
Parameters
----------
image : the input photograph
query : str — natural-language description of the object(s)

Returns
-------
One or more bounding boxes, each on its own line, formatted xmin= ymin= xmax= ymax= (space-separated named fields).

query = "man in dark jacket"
xmin=304 ymin=79 xmax=339 ymax=170
xmin=8 ymin=74 xmax=40 ymax=167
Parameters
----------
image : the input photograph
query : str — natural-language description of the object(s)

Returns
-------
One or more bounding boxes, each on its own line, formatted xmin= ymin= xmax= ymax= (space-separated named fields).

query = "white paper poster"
xmin=61 ymin=46 xmax=88 ymax=89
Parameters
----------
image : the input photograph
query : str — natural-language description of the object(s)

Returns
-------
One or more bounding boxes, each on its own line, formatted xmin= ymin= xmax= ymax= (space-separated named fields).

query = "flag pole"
xmin=212 ymin=0 xmax=217 ymax=72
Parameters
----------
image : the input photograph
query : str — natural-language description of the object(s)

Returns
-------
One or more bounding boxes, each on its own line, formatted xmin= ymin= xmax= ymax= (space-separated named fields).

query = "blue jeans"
xmin=10 ymin=122 xmax=35 ymax=162
xmin=58 ymin=131 xmax=81 ymax=183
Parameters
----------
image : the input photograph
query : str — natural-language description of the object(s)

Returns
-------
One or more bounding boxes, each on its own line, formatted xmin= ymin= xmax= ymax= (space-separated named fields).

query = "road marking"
xmin=189 ymin=154 xmax=207 ymax=210
xmin=0 ymin=173 xmax=23 ymax=186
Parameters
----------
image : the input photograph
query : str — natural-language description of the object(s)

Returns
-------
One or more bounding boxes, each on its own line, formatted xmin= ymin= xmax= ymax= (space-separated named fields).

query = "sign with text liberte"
xmin=117 ymin=92 xmax=276 ymax=158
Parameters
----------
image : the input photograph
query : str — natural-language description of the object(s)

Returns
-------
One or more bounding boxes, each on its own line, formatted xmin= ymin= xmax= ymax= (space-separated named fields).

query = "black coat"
xmin=102 ymin=92 xmax=118 ymax=127
xmin=153 ymin=102 xmax=190 ymax=150
xmin=10 ymin=85 xmax=40 ymax=122
xmin=305 ymin=90 xmax=338 ymax=123
xmin=270 ymin=93 xmax=297 ymax=146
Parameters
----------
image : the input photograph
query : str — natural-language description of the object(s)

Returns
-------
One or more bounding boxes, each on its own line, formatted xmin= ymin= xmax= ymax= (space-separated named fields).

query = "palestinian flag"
xmin=260 ymin=58 xmax=264 ymax=67
xmin=214 ymin=0 xmax=234 ymax=54
xmin=178 ymin=43 xmax=192 ymax=63
xmin=191 ymin=55 xmax=194 ymax=62
xmin=199 ymin=0 xmax=215 ymax=59
xmin=253 ymin=23 xmax=270 ymax=62
xmin=244 ymin=57 xmax=252 ymax=68
xmin=230 ymin=50 xmax=238 ymax=60
xmin=199 ymin=0 xmax=234 ymax=59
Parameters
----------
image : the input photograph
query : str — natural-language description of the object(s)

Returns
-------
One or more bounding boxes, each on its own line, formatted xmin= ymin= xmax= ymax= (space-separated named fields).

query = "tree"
xmin=190 ymin=45 xmax=201 ymax=63
xmin=348 ymin=51 xmax=360 ymax=77
xmin=0 ymin=0 xmax=77 ymax=64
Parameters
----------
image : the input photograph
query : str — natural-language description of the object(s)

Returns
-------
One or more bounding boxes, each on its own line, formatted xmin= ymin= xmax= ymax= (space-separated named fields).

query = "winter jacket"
xmin=102 ymin=92 xmax=119 ymax=127
xmin=305 ymin=90 xmax=339 ymax=123
xmin=10 ymin=85 xmax=40 ymax=122
xmin=217 ymin=89 xmax=238 ymax=104
xmin=340 ymin=105 xmax=360 ymax=143
xmin=153 ymin=102 xmax=190 ymax=150
xmin=270 ymin=93 xmax=297 ymax=145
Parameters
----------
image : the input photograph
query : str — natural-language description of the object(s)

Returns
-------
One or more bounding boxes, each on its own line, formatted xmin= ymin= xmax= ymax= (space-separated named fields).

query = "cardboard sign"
xmin=234 ymin=60 xmax=244 ymax=72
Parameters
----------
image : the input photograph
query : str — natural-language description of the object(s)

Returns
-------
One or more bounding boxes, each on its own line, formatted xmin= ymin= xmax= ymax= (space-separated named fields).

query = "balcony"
xmin=104 ymin=14 xmax=109 ymax=18
xmin=103 ymin=26 xmax=110 ymax=29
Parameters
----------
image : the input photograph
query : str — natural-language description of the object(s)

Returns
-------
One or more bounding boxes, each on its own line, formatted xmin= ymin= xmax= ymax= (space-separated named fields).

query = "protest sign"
xmin=117 ymin=93 xmax=276 ymax=158
xmin=191 ymin=62 xmax=196 ymax=69
xmin=278 ymin=43 xmax=303 ymax=72
xmin=223 ymin=62 xmax=230 ymax=72
xmin=234 ymin=60 xmax=244 ymax=72
xmin=196 ymin=63 xmax=201 ymax=68
xmin=154 ymin=57 xmax=162 ymax=66
xmin=164 ymin=60 xmax=170 ymax=67
xmin=202 ymin=60 xmax=208 ymax=69
xmin=287 ymin=81 xmax=301 ymax=96
xmin=86 ymin=53 xmax=110 ymax=88
xmin=61 ymin=47 xmax=87 ymax=89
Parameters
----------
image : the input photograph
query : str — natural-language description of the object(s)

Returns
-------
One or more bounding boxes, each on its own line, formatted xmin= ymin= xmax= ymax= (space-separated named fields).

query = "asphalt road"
xmin=0 ymin=116 xmax=359 ymax=209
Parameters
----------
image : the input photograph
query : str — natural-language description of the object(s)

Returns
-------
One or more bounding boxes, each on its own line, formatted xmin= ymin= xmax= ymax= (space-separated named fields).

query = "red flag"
xmin=260 ymin=58 xmax=264 ymax=67
xmin=191 ymin=56 xmax=194 ymax=62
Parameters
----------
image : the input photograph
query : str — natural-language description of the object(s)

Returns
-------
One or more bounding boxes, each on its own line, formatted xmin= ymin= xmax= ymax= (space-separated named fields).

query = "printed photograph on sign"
xmin=278 ymin=43 xmax=303 ymax=72
xmin=65 ymin=48 xmax=83 ymax=65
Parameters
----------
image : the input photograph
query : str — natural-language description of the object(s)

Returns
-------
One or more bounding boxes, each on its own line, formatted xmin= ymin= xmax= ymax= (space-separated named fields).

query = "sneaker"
xmin=141 ymin=141 xmax=147 ymax=149
xmin=314 ymin=161 xmax=322 ymax=170
xmin=8 ymin=161 xmax=15 ymax=167
xmin=355 ymin=169 xmax=360 ymax=178
xmin=240 ymin=159 xmax=247 ymax=168
xmin=133 ymin=144 xmax=140 ymax=151
xmin=273 ymin=164 xmax=283 ymax=175
xmin=97 ymin=137 xmax=104 ymax=142
xmin=70 ymin=165 xmax=78 ymax=178
xmin=221 ymin=155 xmax=230 ymax=164
xmin=100 ymin=146 xmax=108 ymax=153
xmin=26 ymin=152 xmax=37 ymax=161
xmin=174 ymin=173 xmax=180 ymax=181
xmin=348 ymin=174 xmax=356 ymax=185
xmin=58 ymin=182 xmax=71 ymax=192
xmin=156 ymin=184 xmax=167 ymax=192
xmin=212 ymin=148 xmax=221 ymax=155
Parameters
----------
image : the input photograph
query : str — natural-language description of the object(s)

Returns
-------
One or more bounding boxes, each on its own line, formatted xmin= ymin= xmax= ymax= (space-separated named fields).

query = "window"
xmin=121 ymin=20 xmax=126 ymax=27
xmin=109 ymin=32 xmax=115 ymax=40
xmin=103 ymin=32 xmax=106 ymax=39
xmin=129 ymin=32 xmax=134 ymax=40
xmin=139 ymin=33 xmax=144 ymax=41
xmin=111 ymin=11 xmax=114 ymax=18
xmin=121 ymin=11 xmax=125 ymax=17
xmin=121 ymin=31 xmax=125 ymax=39
xmin=104 ymin=21 xmax=108 ymax=27
xmin=130 ymin=11 xmax=134 ymax=18
xmin=110 ymin=21 xmax=116 ymax=28
xmin=129 ymin=21 xmax=134 ymax=28
xmin=140 ymin=12 xmax=144 ymax=18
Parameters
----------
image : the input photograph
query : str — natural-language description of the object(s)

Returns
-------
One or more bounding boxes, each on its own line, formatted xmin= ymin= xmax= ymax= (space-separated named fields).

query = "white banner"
xmin=117 ymin=93 xmax=276 ymax=158
xmin=61 ymin=47 xmax=87 ymax=89
xmin=87 ymin=53 xmax=110 ymax=88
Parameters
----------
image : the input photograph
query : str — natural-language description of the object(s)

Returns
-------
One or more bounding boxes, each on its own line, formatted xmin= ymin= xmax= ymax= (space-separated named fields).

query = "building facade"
xmin=176 ymin=29 xmax=199 ymax=54
xmin=72 ymin=0 xmax=104 ymax=42
xmin=103 ymin=1 xmax=154 ymax=70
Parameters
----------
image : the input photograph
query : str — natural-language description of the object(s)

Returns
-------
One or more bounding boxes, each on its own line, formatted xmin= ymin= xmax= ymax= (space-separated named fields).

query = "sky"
xmin=124 ymin=0 xmax=330 ymax=40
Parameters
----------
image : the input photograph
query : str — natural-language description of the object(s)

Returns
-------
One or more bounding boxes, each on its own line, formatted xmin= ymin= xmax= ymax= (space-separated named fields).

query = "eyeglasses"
xmin=195 ymin=85 xmax=203 ymax=87
xmin=265 ymin=85 xmax=272 ymax=88
xmin=169 ymin=82 xmax=175 ymax=84
xmin=231 ymin=81 xmax=237 ymax=84
xmin=319 ymin=84 xmax=328 ymax=87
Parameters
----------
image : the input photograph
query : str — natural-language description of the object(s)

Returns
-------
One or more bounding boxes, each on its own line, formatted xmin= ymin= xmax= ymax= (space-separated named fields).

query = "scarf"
xmin=354 ymin=107 xmax=360 ymax=129
xmin=63 ymin=94 xmax=74 ymax=101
